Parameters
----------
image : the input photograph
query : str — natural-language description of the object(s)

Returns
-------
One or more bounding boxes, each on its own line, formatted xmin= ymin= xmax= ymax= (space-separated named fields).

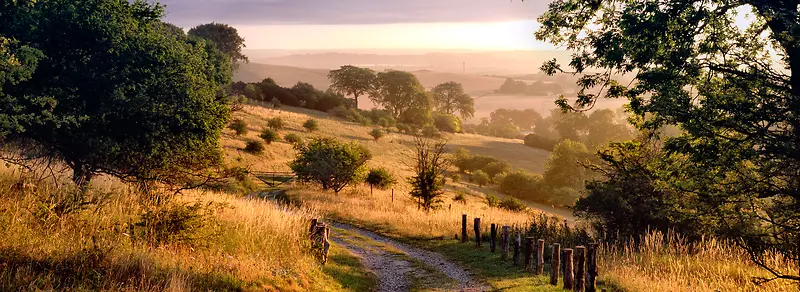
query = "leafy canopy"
xmin=289 ymin=137 xmax=372 ymax=194
xmin=536 ymin=0 xmax=800 ymax=281
xmin=2 ymin=0 xmax=232 ymax=187
xmin=188 ymin=22 xmax=248 ymax=67
xmin=327 ymin=65 xmax=376 ymax=109
xmin=431 ymin=81 xmax=475 ymax=119
xmin=371 ymin=70 xmax=432 ymax=125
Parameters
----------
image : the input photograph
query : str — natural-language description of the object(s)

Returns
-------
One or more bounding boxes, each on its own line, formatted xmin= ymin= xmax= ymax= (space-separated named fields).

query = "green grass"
xmin=321 ymin=244 xmax=379 ymax=292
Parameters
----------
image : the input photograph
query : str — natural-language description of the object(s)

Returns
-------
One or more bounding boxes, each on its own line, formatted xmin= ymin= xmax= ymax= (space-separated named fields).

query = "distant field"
xmin=223 ymin=105 xmax=550 ymax=182
xmin=233 ymin=62 xmax=629 ymax=121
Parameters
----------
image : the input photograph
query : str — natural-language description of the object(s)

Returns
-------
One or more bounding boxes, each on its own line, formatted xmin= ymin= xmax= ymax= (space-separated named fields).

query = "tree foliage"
xmin=289 ymin=137 xmax=371 ymax=194
xmin=365 ymin=168 xmax=396 ymax=194
xmin=2 ymin=0 xmax=231 ymax=187
xmin=408 ymin=137 xmax=449 ymax=211
xmin=188 ymin=22 xmax=248 ymax=67
xmin=371 ymin=70 xmax=432 ymax=125
xmin=328 ymin=65 xmax=376 ymax=109
xmin=536 ymin=0 xmax=800 ymax=281
xmin=431 ymin=81 xmax=475 ymax=119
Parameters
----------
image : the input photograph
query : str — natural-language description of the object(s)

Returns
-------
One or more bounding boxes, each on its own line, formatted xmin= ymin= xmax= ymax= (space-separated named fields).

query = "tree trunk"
xmin=353 ymin=92 xmax=360 ymax=109
xmin=71 ymin=163 xmax=94 ymax=192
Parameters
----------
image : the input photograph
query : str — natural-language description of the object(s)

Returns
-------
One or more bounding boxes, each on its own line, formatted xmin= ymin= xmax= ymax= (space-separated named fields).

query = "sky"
xmin=157 ymin=0 xmax=555 ymax=50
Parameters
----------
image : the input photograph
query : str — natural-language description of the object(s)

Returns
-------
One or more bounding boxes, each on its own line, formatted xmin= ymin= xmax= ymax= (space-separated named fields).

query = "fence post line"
xmin=501 ymin=226 xmax=510 ymax=261
xmin=513 ymin=232 xmax=521 ymax=266
xmin=563 ymin=248 xmax=574 ymax=290
xmin=536 ymin=239 xmax=545 ymax=275
xmin=550 ymin=243 xmax=561 ymax=286
xmin=474 ymin=218 xmax=482 ymax=247
xmin=524 ymin=237 xmax=534 ymax=271
xmin=575 ymin=246 xmax=586 ymax=291
xmin=490 ymin=224 xmax=497 ymax=253
xmin=461 ymin=214 xmax=468 ymax=243
xmin=587 ymin=243 xmax=599 ymax=292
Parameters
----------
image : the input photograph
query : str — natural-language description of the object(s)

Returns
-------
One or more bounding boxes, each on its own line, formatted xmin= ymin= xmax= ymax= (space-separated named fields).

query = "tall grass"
xmin=0 ymin=170 xmax=328 ymax=291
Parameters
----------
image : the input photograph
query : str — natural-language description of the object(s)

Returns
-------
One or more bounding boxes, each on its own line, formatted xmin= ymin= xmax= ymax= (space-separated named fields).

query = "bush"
xmin=498 ymin=197 xmax=527 ymax=212
xmin=422 ymin=124 xmax=441 ymax=138
xmin=469 ymin=155 xmax=503 ymax=173
xmin=267 ymin=117 xmax=285 ymax=130
xmin=284 ymin=133 xmax=303 ymax=144
xmin=363 ymin=109 xmax=396 ymax=128
xmin=132 ymin=202 xmax=224 ymax=245
xmin=303 ymin=119 xmax=319 ymax=132
xmin=433 ymin=112 xmax=462 ymax=133
xmin=243 ymin=140 xmax=265 ymax=154
xmin=259 ymin=128 xmax=280 ymax=144
xmin=453 ymin=191 xmax=467 ymax=204
xmin=482 ymin=161 xmax=511 ymax=179
xmin=364 ymin=168 xmax=396 ymax=193
xmin=486 ymin=194 xmax=499 ymax=208
xmin=289 ymin=137 xmax=372 ymax=194
xmin=369 ymin=128 xmax=384 ymax=141
xmin=228 ymin=119 xmax=248 ymax=136
xmin=500 ymin=171 xmax=543 ymax=200
xmin=330 ymin=105 xmax=369 ymax=125
xmin=396 ymin=123 xmax=415 ymax=135
xmin=524 ymin=133 xmax=558 ymax=151
xmin=472 ymin=170 xmax=490 ymax=187
xmin=493 ymin=172 xmax=508 ymax=185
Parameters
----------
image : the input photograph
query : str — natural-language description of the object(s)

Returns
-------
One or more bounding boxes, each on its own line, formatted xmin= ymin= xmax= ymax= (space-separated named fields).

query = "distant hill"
xmin=234 ymin=62 xmax=507 ymax=96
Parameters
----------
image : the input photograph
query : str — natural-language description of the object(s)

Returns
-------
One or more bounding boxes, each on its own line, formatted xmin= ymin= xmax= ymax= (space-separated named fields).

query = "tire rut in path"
xmin=330 ymin=223 xmax=489 ymax=292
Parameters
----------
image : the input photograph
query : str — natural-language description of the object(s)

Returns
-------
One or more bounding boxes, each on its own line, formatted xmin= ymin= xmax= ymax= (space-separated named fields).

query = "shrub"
xmin=289 ymin=137 xmax=372 ymax=194
xmin=228 ymin=119 xmax=248 ymax=136
xmin=472 ymin=170 xmax=490 ymax=187
xmin=330 ymin=105 xmax=369 ymax=125
xmin=363 ymin=109 xmax=396 ymax=127
xmin=364 ymin=168 xmax=396 ymax=194
xmin=132 ymin=202 xmax=224 ymax=245
xmin=485 ymin=194 xmax=499 ymax=208
xmin=267 ymin=117 xmax=285 ymax=130
xmin=482 ymin=161 xmax=511 ymax=178
xmin=493 ymin=172 xmax=508 ymax=185
xmin=369 ymin=128 xmax=384 ymax=141
xmin=433 ymin=112 xmax=462 ymax=133
xmin=500 ymin=171 xmax=543 ymax=200
xmin=498 ymin=197 xmax=527 ymax=212
xmin=422 ymin=124 xmax=441 ymax=138
xmin=244 ymin=140 xmax=265 ymax=154
xmin=259 ymin=128 xmax=280 ymax=144
xmin=453 ymin=191 xmax=467 ymax=204
xmin=303 ymin=119 xmax=319 ymax=132
xmin=524 ymin=133 xmax=558 ymax=151
xmin=284 ymin=133 xmax=303 ymax=144
xmin=468 ymin=155 xmax=503 ymax=173
xmin=396 ymin=123 xmax=414 ymax=135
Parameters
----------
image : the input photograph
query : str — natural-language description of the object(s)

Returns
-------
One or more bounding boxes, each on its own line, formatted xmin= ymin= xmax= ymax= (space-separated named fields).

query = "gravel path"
xmin=331 ymin=223 xmax=489 ymax=292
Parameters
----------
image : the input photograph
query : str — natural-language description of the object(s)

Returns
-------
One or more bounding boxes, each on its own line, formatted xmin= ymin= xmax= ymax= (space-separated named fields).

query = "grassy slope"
xmin=228 ymin=103 xmax=798 ymax=292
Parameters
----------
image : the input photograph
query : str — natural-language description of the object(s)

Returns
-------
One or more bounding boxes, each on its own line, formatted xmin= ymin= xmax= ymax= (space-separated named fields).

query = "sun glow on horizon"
xmin=235 ymin=20 xmax=556 ymax=50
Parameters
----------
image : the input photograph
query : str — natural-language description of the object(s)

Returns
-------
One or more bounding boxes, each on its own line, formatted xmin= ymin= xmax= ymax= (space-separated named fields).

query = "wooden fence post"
xmin=536 ymin=239 xmax=545 ymax=275
xmin=513 ymin=232 xmax=521 ymax=266
xmin=575 ymin=246 xmax=586 ymax=292
xmin=309 ymin=218 xmax=318 ymax=235
xmin=461 ymin=214 xmax=468 ymax=243
xmin=587 ymin=243 xmax=599 ymax=292
xmin=501 ymin=226 xmax=510 ymax=261
xmin=490 ymin=224 xmax=497 ymax=253
xmin=474 ymin=218 xmax=482 ymax=247
xmin=391 ymin=189 xmax=394 ymax=202
xmin=563 ymin=248 xmax=574 ymax=290
xmin=550 ymin=243 xmax=561 ymax=286
xmin=524 ymin=237 xmax=534 ymax=271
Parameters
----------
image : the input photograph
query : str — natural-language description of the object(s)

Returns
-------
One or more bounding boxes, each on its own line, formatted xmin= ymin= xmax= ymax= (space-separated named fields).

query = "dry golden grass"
xmin=599 ymin=232 xmax=798 ymax=292
xmin=227 ymin=104 xmax=550 ymax=177
xmin=0 ymin=168 xmax=334 ymax=291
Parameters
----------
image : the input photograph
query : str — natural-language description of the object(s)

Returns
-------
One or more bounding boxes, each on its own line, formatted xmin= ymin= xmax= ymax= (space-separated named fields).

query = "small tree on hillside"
xmin=472 ymin=170 xmax=490 ymax=187
xmin=369 ymin=128 xmax=384 ymax=141
xmin=228 ymin=119 xmax=248 ymax=136
xmin=267 ymin=117 xmax=284 ymax=130
xmin=303 ymin=119 xmax=319 ymax=132
xmin=365 ymin=168 xmax=396 ymax=195
xmin=289 ymin=138 xmax=372 ymax=194
xmin=408 ymin=137 xmax=449 ymax=211
xmin=259 ymin=128 xmax=280 ymax=144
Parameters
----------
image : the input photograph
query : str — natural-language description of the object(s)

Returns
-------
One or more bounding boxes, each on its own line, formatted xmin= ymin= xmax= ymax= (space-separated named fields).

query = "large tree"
xmin=289 ymin=137 xmax=372 ymax=194
xmin=328 ymin=65 xmax=376 ymax=109
xmin=536 ymin=0 xmax=800 ymax=282
xmin=188 ymin=22 xmax=248 ymax=68
xmin=2 ymin=0 xmax=231 ymax=187
xmin=431 ymin=81 xmax=475 ymax=119
xmin=371 ymin=70 xmax=432 ymax=125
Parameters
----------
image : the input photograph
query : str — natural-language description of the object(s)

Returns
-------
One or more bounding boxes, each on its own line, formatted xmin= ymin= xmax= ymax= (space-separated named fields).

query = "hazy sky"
xmin=158 ymin=0 xmax=555 ymax=50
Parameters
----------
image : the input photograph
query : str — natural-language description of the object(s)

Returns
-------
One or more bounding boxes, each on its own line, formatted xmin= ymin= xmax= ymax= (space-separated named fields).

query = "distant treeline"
xmin=495 ymin=78 xmax=565 ymax=96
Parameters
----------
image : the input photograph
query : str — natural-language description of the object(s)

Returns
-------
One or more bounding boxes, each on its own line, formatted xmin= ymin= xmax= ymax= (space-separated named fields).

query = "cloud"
xmin=158 ymin=0 xmax=549 ymax=26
